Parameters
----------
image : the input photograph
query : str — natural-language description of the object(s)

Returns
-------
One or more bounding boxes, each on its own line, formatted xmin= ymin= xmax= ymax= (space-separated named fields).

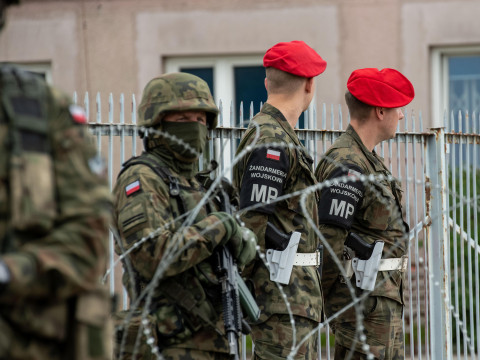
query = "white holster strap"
xmin=344 ymin=256 xmax=408 ymax=278
xmin=293 ymin=251 xmax=322 ymax=267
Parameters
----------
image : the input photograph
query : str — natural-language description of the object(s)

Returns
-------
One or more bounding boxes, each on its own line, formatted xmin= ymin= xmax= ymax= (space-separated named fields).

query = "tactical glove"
xmin=229 ymin=226 xmax=257 ymax=268
xmin=210 ymin=211 xmax=258 ymax=268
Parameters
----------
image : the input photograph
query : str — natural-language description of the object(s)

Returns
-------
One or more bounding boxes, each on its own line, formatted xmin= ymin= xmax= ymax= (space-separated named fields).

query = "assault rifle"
xmin=211 ymin=177 xmax=260 ymax=359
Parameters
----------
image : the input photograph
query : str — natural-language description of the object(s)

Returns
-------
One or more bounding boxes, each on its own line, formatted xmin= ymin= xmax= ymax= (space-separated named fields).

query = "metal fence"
xmin=81 ymin=92 xmax=480 ymax=360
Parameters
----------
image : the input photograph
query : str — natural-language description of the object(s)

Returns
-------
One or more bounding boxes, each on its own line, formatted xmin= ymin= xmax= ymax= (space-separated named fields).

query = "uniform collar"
xmin=345 ymin=125 xmax=387 ymax=172
xmin=260 ymin=103 xmax=303 ymax=148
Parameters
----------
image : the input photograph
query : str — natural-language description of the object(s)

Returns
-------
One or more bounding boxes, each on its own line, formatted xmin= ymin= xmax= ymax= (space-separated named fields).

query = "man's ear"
xmin=375 ymin=107 xmax=385 ymax=120
xmin=305 ymin=77 xmax=314 ymax=93
xmin=264 ymin=77 xmax=268 ymax=91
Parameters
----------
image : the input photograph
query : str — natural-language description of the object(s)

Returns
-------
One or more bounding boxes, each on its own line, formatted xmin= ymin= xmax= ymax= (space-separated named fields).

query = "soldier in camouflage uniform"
xmin=232 ymin=41 xmax=327 ymax=359
xmin=0 ymin=1 xmax=113 ymax=359
xmin=315 ymin=68 xmax=415 ymax=359
xmin=112 ymin=72 xmax=257 ymax=360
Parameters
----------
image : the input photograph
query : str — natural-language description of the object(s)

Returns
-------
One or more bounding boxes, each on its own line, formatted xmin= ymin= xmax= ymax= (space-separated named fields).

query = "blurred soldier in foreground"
xmin=232 ymin=40 xmax=327 ymax=359
xmin=315 ymin=68 xmax=414 ymax=359
xmin=112 ymin=72 xmax=257 ymax=359
xmin=0 ymin=1 xmax=113 ymax=359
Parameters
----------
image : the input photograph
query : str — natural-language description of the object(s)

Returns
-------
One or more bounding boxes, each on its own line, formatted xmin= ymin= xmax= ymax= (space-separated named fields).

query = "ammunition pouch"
xmin=1 ymin=66 xmax=55 ymax=238
xmin=161 ymin=276 xmax=220 ymax=334
xmin=114 ymin=273 xmax=221 ymax=355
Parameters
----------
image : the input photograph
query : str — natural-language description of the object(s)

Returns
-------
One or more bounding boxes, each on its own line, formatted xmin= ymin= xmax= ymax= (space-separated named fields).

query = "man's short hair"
xmin=265 ymin=67 xmax=306 ymax=95
xmin=345 ymin=90 xmax=373 ymax=121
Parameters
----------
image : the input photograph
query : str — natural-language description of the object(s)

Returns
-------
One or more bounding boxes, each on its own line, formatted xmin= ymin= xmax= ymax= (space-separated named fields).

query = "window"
xmin=431 ymin=47 xmax=480 ymax=127
xmin=165 ymin=55 xmax=266 ymax=127
xmin=432 ymin=47 xmax=480 ymax=166
xmin=165 ymin=55 xmax=314 ymax=175
xmin=0 ymin=62 xmax=52 ymax=84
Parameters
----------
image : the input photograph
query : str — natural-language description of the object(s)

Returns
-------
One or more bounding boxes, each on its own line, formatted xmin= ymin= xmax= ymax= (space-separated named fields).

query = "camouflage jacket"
xmin=0 ymin=66 xmax=112 ymax=359
xmin=232 ymin=103 xmax=322 ymax=323
xmin=315 ymin=125 xmax=408 ymax=318
xmin=112 ymin=148 xmax=230 ymax=354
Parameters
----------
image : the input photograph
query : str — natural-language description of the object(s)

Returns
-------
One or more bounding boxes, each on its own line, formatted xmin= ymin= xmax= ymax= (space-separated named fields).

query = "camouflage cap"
xmin=138 ymin=72 xmax=219 ymax=129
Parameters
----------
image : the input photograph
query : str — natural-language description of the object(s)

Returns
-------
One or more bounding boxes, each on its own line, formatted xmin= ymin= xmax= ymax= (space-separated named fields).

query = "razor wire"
xmin=80 ymin=92 xmax=480 ymax=360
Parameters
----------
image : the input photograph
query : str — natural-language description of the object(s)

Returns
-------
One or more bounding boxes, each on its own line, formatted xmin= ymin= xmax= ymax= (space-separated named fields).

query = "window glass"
xmin=180 ymin=67 xmax=215 ymax=97
xmin=234 ymin=66 xmax=266 ymax=126
xmin=445 ymin=54 xmax=480 ymax=166
xmin=448 ymin=55 xmax=480 ymax=117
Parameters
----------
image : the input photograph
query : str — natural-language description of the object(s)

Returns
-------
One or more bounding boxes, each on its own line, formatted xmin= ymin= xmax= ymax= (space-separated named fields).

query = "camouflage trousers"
xmin=0 ymin=316 xmax=62 ymax=360
xmin=251 ymin=314 xmax=319 ymax=360
xmin=332 ymin=296 xmax=404 ymax=360
xmin=113 ymin=311 xmax=230 ymax=360
xmin=160 ymin=348 xmax=231 ymax=360
xmin=1 ymin=312 xmax=112 ymax=360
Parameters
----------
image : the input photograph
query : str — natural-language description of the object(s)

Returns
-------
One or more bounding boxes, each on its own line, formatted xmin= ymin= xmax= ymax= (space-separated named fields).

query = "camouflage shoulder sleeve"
xmin=2 ymin=86 xmax=113 ymax=300
xmin=113 ymin=163 xmax=229 ymax=280
xmin=318 ymin=223 xmax=348 ymax=299
xmin=237 ymin=135 xmax=292 ymax=259
xmin=316 ymin=147 xmax=369 ymax=298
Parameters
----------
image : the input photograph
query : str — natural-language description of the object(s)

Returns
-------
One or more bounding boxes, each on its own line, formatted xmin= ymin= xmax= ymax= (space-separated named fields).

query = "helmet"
xmin=138 ymin=72 xmax=219 ymax=130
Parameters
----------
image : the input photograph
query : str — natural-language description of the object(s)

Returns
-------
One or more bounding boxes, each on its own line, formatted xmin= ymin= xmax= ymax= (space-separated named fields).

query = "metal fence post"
xmin=425 ymin=127 xmax=452 ymax=360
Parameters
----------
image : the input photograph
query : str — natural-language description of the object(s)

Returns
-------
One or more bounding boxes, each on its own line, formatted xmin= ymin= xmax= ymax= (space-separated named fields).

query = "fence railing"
xmin=81 ymin=92 xmax=480 ymax=360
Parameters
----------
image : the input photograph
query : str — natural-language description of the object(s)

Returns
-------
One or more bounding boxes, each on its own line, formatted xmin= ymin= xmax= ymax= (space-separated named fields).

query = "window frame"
xmin=1 ymin=62 xmax=53 ymax=84
xmin=165 ymin=55 xmax=264 ymax=126
xmin=431 ymin=46 xmax=480 ymax=126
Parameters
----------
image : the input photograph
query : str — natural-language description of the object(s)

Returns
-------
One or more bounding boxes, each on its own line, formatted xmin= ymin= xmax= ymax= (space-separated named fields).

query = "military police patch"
xmin=318 ymin=164 xmax=365 ymax=229
xmin=239 ymin=146 xmax=289 ymax=214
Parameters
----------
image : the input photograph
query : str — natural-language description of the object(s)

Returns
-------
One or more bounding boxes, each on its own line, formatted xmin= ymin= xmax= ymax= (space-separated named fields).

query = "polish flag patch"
xmin=266 ymin=149 xmax=281 ymax=161
xmin=69 ymin=105 xmax=87 ymax=124
xmin=125 ymin=180 xmax=141 ymax=196
xmin=348 ymin=169 xmax=361 ymax=178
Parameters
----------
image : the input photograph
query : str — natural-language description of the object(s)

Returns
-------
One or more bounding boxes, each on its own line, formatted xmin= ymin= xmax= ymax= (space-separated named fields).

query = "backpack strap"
xmin=0 ymin=65 xmax=50 ymax=155
xmin=0 ymin=66 xmax=51 ymax=252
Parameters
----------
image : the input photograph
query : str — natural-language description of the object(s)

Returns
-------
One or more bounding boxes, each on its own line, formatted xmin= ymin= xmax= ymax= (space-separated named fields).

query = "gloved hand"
xmin=210 ymin=212 xmax=258 ymax=268
xmin=229 ymin=226 xmax=257 ymax=268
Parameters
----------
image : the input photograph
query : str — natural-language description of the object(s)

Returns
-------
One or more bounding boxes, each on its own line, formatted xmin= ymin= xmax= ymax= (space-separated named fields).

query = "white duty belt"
xmin=293 ymin=251 xmax=322 ymax=267
xmin=344 ymin=256 xmax=409 ymax=278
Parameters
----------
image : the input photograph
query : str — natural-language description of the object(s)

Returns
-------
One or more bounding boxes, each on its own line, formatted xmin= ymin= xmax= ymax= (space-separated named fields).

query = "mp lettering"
xmin=329 ymin=199 xmax=354 ymax=219
xmin=251 ymin=184 xmax=278 ymax=203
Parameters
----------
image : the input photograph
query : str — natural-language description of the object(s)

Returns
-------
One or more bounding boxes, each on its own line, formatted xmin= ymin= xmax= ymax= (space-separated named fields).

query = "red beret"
xmin=347 ymin=68 xmax=415 ymax=108
xmin=263 ymin=40 xmax=327 ymax=78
